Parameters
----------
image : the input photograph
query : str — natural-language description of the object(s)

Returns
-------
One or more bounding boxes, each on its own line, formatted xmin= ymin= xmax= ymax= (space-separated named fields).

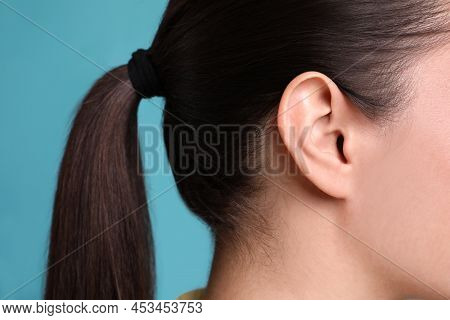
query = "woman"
xmin=45 ymin=0 xmax=450 ymax=299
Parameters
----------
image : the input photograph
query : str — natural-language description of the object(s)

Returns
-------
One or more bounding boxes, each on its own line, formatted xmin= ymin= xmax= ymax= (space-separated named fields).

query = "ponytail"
xmin=45 ymin=65 xmax=155 ymax=299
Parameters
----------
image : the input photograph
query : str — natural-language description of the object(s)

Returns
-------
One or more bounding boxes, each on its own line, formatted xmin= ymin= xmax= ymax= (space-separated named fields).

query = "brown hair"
xmin=45 ymin=67 xmax=153 ymax=299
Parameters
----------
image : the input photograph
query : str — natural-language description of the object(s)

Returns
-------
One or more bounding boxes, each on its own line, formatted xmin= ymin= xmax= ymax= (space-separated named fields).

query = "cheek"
xmin=347 ymin=44 xmax=450 ymax=295
xmin=348 ymin=99 xmax=450 ymax=295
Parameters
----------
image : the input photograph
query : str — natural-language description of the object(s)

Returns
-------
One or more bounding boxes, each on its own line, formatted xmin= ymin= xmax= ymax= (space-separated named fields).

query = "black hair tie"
xmin=127 ymin=49 xmax=163 ymax=98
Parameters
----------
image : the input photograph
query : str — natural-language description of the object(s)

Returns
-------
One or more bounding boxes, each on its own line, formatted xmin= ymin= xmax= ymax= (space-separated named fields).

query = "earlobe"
xmin=277 ymin=72 xmax=353 ymax=199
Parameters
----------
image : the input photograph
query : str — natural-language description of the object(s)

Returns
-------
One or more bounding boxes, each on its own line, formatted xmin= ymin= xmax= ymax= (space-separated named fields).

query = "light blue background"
xmin=0 ymin=0 xmax=213 ymax=299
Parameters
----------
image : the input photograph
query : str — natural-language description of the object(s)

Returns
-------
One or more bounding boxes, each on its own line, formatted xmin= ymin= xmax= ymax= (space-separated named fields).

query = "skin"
xmin=204 ymin=42 xmax=450 ymax=299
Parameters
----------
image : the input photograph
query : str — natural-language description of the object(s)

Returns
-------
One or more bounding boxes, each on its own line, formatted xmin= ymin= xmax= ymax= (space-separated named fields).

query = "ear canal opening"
xmin=336 ymin=134 xmax=348 ymax=164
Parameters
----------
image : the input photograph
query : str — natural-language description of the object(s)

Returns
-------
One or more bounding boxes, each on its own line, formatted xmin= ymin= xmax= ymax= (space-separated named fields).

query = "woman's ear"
xmin=277 ymin=72 xmax=359 ymax=199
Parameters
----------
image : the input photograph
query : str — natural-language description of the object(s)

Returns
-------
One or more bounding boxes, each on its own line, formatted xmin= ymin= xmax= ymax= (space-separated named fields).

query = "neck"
xmin=204 ymin=202 xmax=406 ymax=299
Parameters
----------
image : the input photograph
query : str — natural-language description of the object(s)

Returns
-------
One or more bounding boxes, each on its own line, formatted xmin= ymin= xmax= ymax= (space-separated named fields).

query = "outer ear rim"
xmin=278 ymin=71 xmax=344 ymax=119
